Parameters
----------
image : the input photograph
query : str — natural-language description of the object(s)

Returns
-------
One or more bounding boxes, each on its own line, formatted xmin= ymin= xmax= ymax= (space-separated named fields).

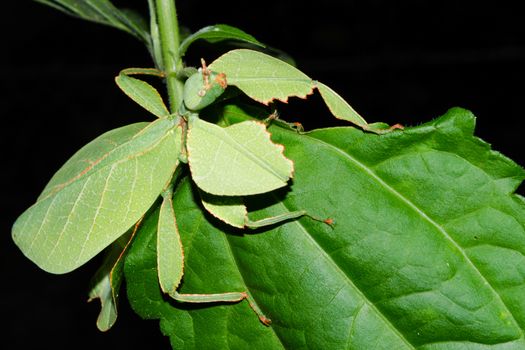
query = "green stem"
xmin=155 ymin=0 xmax=184 ymax=112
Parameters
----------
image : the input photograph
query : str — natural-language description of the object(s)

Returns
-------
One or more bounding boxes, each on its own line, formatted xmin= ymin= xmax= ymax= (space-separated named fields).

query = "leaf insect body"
xmin=13 ymin=47 xmax=390 ymax=330
xmin=183 ymin=59 xmax=228 ymax=111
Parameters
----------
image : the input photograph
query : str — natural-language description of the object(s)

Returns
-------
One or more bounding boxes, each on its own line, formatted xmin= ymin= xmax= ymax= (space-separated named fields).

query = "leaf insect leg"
xmin=245 ymin=210 xmax=307 ymax=228
xmin=263 ymin=107 xmax=304 ymax=133
xmin=157 ymin=185 xmax=272 ymax=326
xmin=246 ymin=210 xmax=334 ymax=229
xmin=169 ymin=290 xmax=272 ymax=326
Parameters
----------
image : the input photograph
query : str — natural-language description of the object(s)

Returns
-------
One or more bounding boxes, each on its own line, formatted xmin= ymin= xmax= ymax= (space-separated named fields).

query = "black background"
xmin=2 ymin=1 xmax=525 ymax=348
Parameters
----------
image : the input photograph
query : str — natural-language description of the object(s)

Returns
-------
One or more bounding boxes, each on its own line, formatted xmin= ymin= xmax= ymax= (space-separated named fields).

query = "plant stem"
xmin=155 ymin=0 xmax=184 ymax=112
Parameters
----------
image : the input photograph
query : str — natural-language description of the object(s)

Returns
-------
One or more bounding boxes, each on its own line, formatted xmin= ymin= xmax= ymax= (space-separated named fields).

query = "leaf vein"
xmin=277 ymin=200 xmax=415 ymax=349
xmin=312 ymin=136 xmax=524 ymax=335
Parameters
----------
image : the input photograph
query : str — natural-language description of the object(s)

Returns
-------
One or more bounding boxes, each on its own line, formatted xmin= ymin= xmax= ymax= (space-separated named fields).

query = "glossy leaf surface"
xmin=127 ymin=104 xmax=525 ymax=348
xmin=124 ymin=183 xmax=284 ymax=349
xmin=12 ymin=119 xmax=181 ymax=273
xmin=187 ymin=117 xmax=293 ymax=196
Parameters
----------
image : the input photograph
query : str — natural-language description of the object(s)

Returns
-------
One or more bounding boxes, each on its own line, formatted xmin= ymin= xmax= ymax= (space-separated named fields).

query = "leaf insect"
xmin=13 ymin=48 xmax=388 ymax=328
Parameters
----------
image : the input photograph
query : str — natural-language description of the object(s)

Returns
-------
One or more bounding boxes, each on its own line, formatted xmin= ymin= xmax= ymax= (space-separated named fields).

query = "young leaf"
xmin=12 ymin=119 xmax=182 ymax=274
xmin=208 ymin=49 xmax=314 ymax=104
xmin=147 ymin=0 xmax=163 ymax=70
xmin=179 ymin=24 xmax=265 ymax=56
xmin=128 ymin=103 xmax=525 ymax=348
xmin=115 ymin=73 xmax=170 ymax=118
xmin=187 ymin=117 xmax=293 ymax=196
xmin=34 ymin=0 xmax=151 ymax=46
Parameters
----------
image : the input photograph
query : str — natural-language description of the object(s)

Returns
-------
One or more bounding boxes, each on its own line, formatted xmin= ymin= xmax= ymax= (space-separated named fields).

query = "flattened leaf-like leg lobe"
xmin=316 ymin=81 xmax=368 ymax=128
xmin=156 ymin=185 xmax=271 ymax=324
xmin=88 ymin=225 xmax=135 ymax=332
xmin=187 ymin=118 xmax=294 ymax=196
xmin=200 ymin=189 xmax=307 ymax=229
xmin=88 ymin=217 xmax=142 ymax=332
xmin=38 ymin=122 xmax=148 ymax=200
xmin=208 ymin=49 xmax=314 ymax=104
xmin=169 ymin=290 xmax=271 ymax=326
xmin=12 ymin=121 xmax=182 ymax=274
xmin=115 ymin=74 xmax=170 ymax=118
xmin=157 ymin=190 xmax=184 ymax=293
xmin=200 ymin=190 xmax=247 ymax=228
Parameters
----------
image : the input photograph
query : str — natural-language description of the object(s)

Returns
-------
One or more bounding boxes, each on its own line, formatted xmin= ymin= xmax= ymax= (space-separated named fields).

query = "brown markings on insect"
xmin=267 ymin=110 xmax=279 ymax=121
xmin=259 ymin=315 xmax=272 ymax=326
xmin=43 ymin=154 xmax=109 ymax=199
xmin=178 ymin=116 xmax=189 ymax=160
xmin=107 ymin=215 xmax=144 ymax=293
xmin=242 ymin=291 xmax=272 ymax=326
xmin=389 ymin=123 xmax=404 ymax=130
xmin=293 ymin=122 xmax=305 ymax=132
xmin=199 ymin=58 xmax=227 ymax=93
xmin=200 ymin=58 xmax=211 ymax=92
xmin=215 ymin=72 xmax=227 ymax=89
xmin=324 ymin=218 xmax=335 ymax=227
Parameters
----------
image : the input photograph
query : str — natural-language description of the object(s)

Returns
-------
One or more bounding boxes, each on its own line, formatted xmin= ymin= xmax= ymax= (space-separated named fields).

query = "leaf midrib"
xmin=276 ymin=200 xmax=415 ymax=349
xmin=40 ymin=123 xmax=176 ymax=203
xmin=309 ymin=134 xmax=524 ymax=335
xmin=223 ymin=234 xmax=287 ymax=349
xmin=181 ymin=201 xmax=285 ymax=349
xmin=192 ymin=120 xmax=290 ymax=184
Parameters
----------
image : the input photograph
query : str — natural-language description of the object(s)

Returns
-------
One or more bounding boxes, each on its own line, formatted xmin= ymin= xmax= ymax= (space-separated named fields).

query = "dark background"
xmin=2 ymin=0 xmax=525 ymax=348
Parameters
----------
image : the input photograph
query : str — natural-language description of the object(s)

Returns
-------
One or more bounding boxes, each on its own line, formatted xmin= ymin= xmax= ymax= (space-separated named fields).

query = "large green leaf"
xmin=124 ymin=201 xmax=282 ymax=349
xmin=126 ymin=104 xmax=525 ymax=348
xmin=34 ymin=0 xmax=150 ymax=47
xmin=12 ymin=119 xmax=181 ymax=274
